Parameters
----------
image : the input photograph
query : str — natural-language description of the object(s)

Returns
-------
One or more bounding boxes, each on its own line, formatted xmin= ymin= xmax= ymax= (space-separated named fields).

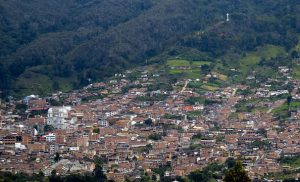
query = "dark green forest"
xmin=0 ymin=0 xmax=300 ymax=97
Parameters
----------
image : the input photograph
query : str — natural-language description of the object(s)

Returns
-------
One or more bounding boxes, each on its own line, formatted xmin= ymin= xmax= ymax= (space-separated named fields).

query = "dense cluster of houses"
xmin=1 ymin=66 xmax=300 ymax=181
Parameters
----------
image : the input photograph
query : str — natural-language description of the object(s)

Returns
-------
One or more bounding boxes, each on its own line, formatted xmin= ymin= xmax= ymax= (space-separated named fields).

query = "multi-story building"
xmin=49 ymin=144 xmax=58 ymax=154
xmin=2 ymin=135 xmax=17 ymax=145
xmin=44 ymin=133 xmax=56 ymax=142
xmin=99 ymin=118 xmax=109 ymax=127
xmin=47 ymin=106 xmax=76 ymax=129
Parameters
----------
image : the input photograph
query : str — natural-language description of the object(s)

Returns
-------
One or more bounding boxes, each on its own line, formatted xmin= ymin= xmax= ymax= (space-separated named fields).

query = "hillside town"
xmin=1 ymin=63 xmax=300 ymax=181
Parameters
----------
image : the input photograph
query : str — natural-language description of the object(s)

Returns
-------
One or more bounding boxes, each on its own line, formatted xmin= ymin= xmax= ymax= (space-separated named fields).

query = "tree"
xmin=31 ymin=171 xmax=46 ymax=182
xmin=287 ymin=95 xmax=292 ymax=111
xmin=188 ymin=163 xmax=224 ymax=182
xmin=291 ymin=50 xmax=299 ymax=59
xmin=152 ymin=174 xmax=157 ymax=181
xmin=286 ymin=83 xmax=294 ymax=93
xmin=148 ymin=134 xmax=162 ymax=141
xmin=153 ymin=163 xmax=172 ymax=181
xmin=49 ymin=98 xmax=62 ymax=106
xmin=225 ymin=157 xmax=236 ymax=169
xmin=93 ymin=156 xmax=107 ymax=182
xmin=144 ymin=118 xmax=153 ymax=126
xmin=49 ymin=169 xmax=61 ymax=182
xmin=51 ymin=169 xmax=56 ymax=176
xmin=189 ymin=170 xmax=209 ymax=182
xmin=15 ymin=103 xmax=27 ymax=113
xmin=44 ymin=124 xmax=55 ymax=132
xmin=201 ymin=64 xmax=211 ymax=75
xmin=0 ymin=168 xmax=106 ymax=182
xmin=52 ymin=81 xmax=60 ymax=91
xmin=283 ymin=179 xmax=299 ymax=182
xmin=93 ymin=128 xmax=100 ymax=134
xmin=251 ymin=140 xmax=270 ymax=149
xmin=54 ymin=153 xmax=61 ymax=163
xmin=0 ymin=63 xmax=11 ymax=95
xmin=223 ymin=161 xmax=251 ymax=182
xmin=258 ymin=57 xmax=266 ymax=66
xmin=93 ymin=163 xmax=106 ymax=182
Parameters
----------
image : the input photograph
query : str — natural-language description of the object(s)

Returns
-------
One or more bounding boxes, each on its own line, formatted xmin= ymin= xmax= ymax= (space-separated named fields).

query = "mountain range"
xmin=0 ymin=0 xmax=300 ymax=97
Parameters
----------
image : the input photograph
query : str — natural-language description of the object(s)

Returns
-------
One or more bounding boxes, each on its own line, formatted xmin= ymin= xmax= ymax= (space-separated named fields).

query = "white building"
xmin=99 ymin=119 xmax=109 ymax=127
xmin=44 ymin=133 xmax=56 ymax=142
xmin=105 ymin=111 xmax=118 ymax=117
xmin=47 ymin=106 xmax=76 ymax=129
xmin=49 ymin=144 xmax=58 ymax=154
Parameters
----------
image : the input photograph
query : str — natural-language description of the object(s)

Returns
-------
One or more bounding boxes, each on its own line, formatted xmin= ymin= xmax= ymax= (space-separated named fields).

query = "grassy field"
xmin=165 ymin=58 xmax=229 ymax=82
xmin=14 ymin=70 xmax=74 ymax=97
xmin=185 ymin=69 xmax=201 ymax=79
xmin=167 ymin=59 xmax=190 ymax=67
xmin=241 ymin=54 xmax=260 ymax=67
xmin=212 ymin=71 xmax=228 ymax=81
xmin=292 ymin=66 xmax=300 ymax=79
xmin=169 ymin=69 xmax=201 ymax=79
xmin=167 ymin=59 xmax=211 ymax=67
xmin=169 ymin=69 xmax=184 ymax=74
xmin=55 ymin=77 xmax=74 ymax=92
xmin=187 ymin=82 xmax=221 ymax=91
xmin=256 ymin=45 xmax=285 ymax=59
xmin=240 ymin=45 xmax=286 ymax=75
xmin=188 ymin=81 xmax=203 ymax=89
xmin=273 ymin=102 xmax=300 ymax=114
xmin=235 ymin=98 xmax=270 ymax=113
xmin=191 ymin=61 xmax=211 ymax=66
xmin=202 ymin=84 xmax=219 ymax=91
xmin=166 ymin=59 xmax=215 ymax=79
xmin=282 ymin=156 xmax=300 ymax=169
xmin=187 ymin=79 xmax=221 ymax=91
xmin=15 ymin=72 xmax=53 ymax=97
xmin=271 ymin=101 xmax=300 ymax=119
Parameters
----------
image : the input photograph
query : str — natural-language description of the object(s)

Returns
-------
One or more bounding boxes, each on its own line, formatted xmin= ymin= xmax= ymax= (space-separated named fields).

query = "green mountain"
xmin=0 ymin=0 xmax=300 ymax=97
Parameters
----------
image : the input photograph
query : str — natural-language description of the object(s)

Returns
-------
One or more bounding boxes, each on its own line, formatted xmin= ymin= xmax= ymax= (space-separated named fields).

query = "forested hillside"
xmin=0 ymin=0 xmax=300 ymax=97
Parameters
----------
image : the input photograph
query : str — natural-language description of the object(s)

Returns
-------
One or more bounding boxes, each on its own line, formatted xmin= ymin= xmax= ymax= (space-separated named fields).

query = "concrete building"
xmin=47 ymin=106 xmax=76 ymax=129
xmin=44 ymin=133 xmax=56 ymax=142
